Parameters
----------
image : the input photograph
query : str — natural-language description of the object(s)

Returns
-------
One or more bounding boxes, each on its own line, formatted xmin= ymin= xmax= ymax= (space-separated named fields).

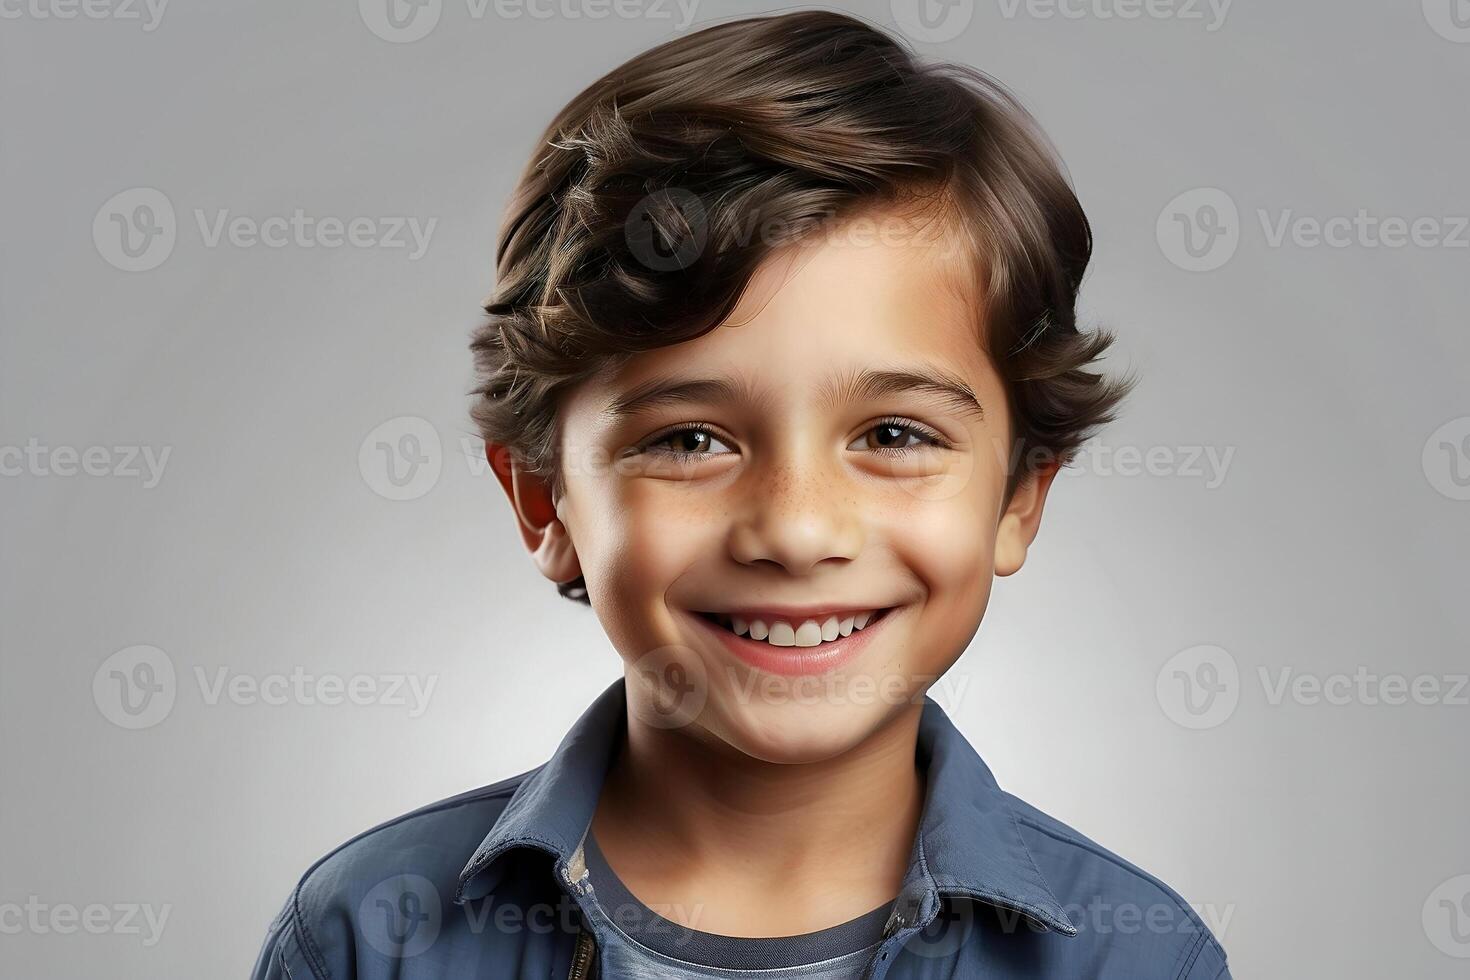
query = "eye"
xmin=848 ymin=417 xmax=950 ymax=456
xmin=639 ymin=423 xmax=736 ymax=458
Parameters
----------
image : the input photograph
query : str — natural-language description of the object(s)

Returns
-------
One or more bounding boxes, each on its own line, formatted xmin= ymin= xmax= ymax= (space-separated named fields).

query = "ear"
xmin=994 ymin=459 xmax=1061 ymax=577
xmin=485 ymin=442 xmax=582 ymax=586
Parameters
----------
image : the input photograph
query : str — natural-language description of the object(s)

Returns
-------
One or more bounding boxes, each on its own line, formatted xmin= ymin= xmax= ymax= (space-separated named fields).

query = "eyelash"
xmin=638 ymin=417 xmax=951 ymax=459
xmin=865 ymin=416 xmax=952 ymax=456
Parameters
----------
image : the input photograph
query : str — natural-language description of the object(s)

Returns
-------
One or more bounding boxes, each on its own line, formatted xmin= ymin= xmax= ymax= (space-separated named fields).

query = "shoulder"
xmin=250 ymin=768 xmax=537 ymax=980
xmin=1002 ymin=792 xmax=1231 ymax=979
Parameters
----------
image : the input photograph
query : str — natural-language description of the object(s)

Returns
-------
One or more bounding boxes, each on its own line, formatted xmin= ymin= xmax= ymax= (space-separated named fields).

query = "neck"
xmin=589 ymin=689 xmax=926 ymax=935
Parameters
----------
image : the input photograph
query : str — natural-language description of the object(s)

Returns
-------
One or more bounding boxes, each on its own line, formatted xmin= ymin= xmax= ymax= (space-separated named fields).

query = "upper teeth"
xmin=715 ymin=610 xmax=879 ymax=647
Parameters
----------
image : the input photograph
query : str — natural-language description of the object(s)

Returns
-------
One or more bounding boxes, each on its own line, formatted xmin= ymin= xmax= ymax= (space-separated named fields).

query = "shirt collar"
xmin=456 ymin=676 xmax=1077 ymax=936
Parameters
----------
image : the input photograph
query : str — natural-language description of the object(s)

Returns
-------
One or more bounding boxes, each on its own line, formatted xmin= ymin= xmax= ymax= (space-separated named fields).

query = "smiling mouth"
xmin=693 ymin=607 xmax=897 ymax=649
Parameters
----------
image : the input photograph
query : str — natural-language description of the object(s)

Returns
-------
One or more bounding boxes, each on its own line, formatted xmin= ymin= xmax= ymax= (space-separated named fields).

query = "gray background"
xmin=3 ymin=1 xmax=1468 ymax=977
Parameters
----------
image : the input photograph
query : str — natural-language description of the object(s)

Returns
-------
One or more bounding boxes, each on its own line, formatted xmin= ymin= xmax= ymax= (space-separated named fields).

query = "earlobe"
xmin=994 ymin=460 xmax=1060 ymax=577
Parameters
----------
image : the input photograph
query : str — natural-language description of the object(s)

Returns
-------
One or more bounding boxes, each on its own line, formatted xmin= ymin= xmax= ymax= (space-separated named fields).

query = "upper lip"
xmin=692 ymin=603 xmax=893 ymax=623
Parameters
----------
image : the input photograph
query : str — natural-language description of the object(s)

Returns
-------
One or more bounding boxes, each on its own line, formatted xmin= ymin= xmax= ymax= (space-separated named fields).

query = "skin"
xmin=490 ymin=202 xmax=1059 ymax=938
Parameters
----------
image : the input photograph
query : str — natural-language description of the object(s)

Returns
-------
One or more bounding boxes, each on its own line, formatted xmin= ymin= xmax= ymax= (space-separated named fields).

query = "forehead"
xmin=576 ymin=205 xmax=995 ymax=414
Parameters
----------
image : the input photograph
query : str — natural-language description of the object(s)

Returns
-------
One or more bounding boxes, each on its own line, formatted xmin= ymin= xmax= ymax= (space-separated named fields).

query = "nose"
xmin=725 ymin=454 xmax=864 ymax=575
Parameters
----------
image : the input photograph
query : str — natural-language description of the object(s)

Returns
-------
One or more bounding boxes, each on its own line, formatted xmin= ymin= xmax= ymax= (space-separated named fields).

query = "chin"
xmin=699 ymin=687 xmax=906 ymax=765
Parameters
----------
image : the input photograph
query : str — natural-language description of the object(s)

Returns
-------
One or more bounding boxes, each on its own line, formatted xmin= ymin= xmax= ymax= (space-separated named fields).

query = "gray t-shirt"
xmin=580 ymin=831 xmax=895 ymax=978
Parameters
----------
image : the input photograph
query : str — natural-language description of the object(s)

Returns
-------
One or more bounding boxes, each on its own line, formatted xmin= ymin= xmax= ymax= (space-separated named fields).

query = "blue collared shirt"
xmin=251 ymin=677 xmax=1231 ymax=979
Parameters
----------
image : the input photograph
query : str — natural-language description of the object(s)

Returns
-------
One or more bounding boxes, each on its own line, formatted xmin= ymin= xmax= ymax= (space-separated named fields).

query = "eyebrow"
xmin=821 ymin=366 xmax=986 ymax=422
xmin=601 ymin=365 xmax=984 ymax=423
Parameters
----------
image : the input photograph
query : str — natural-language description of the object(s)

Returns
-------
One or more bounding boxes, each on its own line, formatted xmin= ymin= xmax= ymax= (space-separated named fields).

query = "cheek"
xmin=878 ymin=467 xmax=1006 ymax=658
xmin=568 ymin=478 xmax=724 ymax=641
xmin=887 ymin=491 xmax=996 ymax=601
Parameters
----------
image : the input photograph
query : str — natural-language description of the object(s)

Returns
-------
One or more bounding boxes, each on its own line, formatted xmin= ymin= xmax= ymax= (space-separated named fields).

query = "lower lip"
xmin=686 ymin=607 xmax=898 ymax=677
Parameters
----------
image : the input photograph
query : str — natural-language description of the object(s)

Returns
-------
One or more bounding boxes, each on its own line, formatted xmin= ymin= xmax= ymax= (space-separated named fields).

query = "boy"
xmin=253 ymin=10 xmax=1230 ymax=979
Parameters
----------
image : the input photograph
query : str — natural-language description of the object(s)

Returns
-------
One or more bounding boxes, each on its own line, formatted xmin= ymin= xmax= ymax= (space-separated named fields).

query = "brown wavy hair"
xmin=468 ymin=10 xmax=1132 ymax=604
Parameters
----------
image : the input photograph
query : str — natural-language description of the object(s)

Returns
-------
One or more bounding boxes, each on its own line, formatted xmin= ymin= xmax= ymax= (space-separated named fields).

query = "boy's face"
xmin=503 ymin=206 xmax=1057 ymax=764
